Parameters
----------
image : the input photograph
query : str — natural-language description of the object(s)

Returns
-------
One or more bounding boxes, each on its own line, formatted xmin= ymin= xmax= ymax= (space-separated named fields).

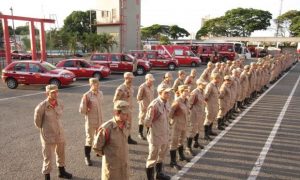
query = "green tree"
xmin=225 ymin=8 xmax=272 ymax=37
xmin=277 ymin=10 xmax=300 ymax=37
xmin=159 ymin=36 xmax=170 ymax=45
xmin=15 ymin=25 xmax=39 ymax=35
xmin=197 ymin=8 xmax=272 ymax=38
xmin=169 ymin=25 xmax=190 ymax=39
xmin=97 ymin=33 xmax=118 ymax=52
xmin=196 ymin=17 xmax=229 ymax=39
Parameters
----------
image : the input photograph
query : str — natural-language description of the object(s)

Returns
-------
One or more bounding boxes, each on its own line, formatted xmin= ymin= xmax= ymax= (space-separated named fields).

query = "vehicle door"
xmin=77 ymin=60 xmax=91 ymax=77
xmin=109 ymin=54 xmax=121 ymax=71
xmin=120 ymin=54 xmax=133 ymax=71
xmin=146 ymin=53 xmax=158 ymax=67
xmin=62 ymin=60 xmax=78 ymax=76
xmin=91 ymin=54 xmax=110 ymax=67
xmin=12 ymin=62 xmax=30 ymax=83
xmin=28 ymin=63 xmax=48 ymax=84
xmin=173 ymin=49 xmax=186 ymax=65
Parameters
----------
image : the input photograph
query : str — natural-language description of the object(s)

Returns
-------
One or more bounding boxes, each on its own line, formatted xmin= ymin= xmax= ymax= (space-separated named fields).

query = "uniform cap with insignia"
xmin=89 ymin=77 xmax=99 ymax=84
xmin=178 ymin=84 xmax=189 ymax=92
xmin=45 ymin=84 xmax=58 ymax=92
xmin=157 ymin=84 xmax=173 ymax=93
xmin=196 ymin=79 xmax=208 ymax=86
xmin=124 ymin=72 xmax=134 ymax=78
xmin=114 ymin=100 xmax=130 ymax=113
xmin=145 ymin=74 xmax=155 ymax=81
xmin=224 ymin=75 xmax=232 ymax=81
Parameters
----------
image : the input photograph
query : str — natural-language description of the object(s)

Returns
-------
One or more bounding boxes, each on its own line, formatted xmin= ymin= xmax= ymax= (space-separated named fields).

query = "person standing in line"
xmin=158 ymin=72 xmax=174 ymax=104
xmin=172 ymin=70 xmax=186 ymax=97
xmin=203 ymin=73 xmax=221 ymax=141
xmin=93 ymin=100 xmax=130 ymax=180
xmin=186 ymin=79 xmax=207 ymax=155
xmin=184 ymin=68 xmax=197 ymax=91
xmin=216 ymin=75 xmax=232 ymax=130
xmin=169 ymin=85 xmax=191 ymax=170
xmin=144 ymin=85 xmax=173 ymax=180
xmin=34 ymin=85 xmax=72 ymax=180
xmin=199 ymin=62 xmax=214 ymax=83
xmin=113 ymin=72 xmax=137 ymax=144
xmin=79 ymin=78 xmax=103 ymax=166
xmin=137 ymin=74 xmax=155 ymax=140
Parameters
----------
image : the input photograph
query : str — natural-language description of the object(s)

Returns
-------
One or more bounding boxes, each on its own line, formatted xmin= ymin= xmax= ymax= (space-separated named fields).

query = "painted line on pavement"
xmin=247 ymin=69 xmax=300 ymax=180
xmin=171 ymin=64 xmax=298 ymax=180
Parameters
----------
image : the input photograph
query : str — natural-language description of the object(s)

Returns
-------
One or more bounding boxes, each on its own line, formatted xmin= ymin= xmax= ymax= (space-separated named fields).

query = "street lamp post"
xmin=9 ymin=7 xmax=17 ymax=50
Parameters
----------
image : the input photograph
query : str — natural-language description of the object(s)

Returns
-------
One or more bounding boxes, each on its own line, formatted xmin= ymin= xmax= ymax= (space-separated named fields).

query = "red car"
xmin=130 ymin=50 xmax=179 ymax=70
xmin=90 ymin=53 xmax=151 ymax=75
xmin=1 ymin=60 xmax=76 ymax=89
xmin=56 ymin=59 xmax=111 ymax=80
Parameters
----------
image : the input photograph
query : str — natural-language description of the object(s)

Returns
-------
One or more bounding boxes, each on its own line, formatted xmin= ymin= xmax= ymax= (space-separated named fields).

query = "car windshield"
xmin=40 ymin=62 xmax=56 ymax=71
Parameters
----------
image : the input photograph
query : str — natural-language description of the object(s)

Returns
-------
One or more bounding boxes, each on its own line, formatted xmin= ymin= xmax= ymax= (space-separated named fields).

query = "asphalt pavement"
xmin=0 ymin=60 xmax=299 ymax=180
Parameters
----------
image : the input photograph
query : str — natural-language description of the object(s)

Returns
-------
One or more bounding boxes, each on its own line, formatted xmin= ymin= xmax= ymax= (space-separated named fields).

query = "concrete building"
xmin=95 ymin=0 xmax=141 ymax=53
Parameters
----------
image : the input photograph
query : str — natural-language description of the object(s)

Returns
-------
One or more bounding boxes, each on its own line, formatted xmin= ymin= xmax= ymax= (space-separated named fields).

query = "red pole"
xmin=2 ymin=18 xmax=12 ymax=65
xmin=39 ymin=22 xmax=46 ymax=61
xmin=29 ymin=20 xmax=37 ymax=60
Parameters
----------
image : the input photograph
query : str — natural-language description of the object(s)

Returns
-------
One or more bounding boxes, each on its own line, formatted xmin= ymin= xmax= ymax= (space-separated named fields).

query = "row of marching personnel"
xmin=34 ymin=53 xmax=297 ymax=180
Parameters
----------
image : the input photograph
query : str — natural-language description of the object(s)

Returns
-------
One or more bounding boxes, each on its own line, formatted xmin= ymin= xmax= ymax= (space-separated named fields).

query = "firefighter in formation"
xmin=34 ymin=53 xmax=296 ymax=180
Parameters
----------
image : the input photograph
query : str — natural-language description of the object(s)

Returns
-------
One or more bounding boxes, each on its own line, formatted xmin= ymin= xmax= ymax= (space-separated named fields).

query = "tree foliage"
xmin=196 ymin=8 xmax=272 ymax=39
xmin=15 ymin=25 xmax=39 ymax=35
xmin=277 ymin=10 xmax=300 ymax=37
xmin=141 ymin=24 xmax=189 ymax=40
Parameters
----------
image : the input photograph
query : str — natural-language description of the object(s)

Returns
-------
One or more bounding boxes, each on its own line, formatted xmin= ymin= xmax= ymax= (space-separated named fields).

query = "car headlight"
xmin=62 ymin=74 xmax=72 ymax=78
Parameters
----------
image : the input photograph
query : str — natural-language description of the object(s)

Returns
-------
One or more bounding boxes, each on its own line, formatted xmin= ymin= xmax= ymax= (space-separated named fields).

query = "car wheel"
xmin=6 ymin=78 xmax=18 ymax=89
xmin=168 ymin=63 xmax=176 ymax=71
xmin=49 ymin=79 xmax=61 ymax=88
xmin=93 ymin=72 xmax=102 ymax=80
xmin=191 ymin=62 xmax=197 ymax=67
xmin=136 ymin=66 xmax=145 ymax=75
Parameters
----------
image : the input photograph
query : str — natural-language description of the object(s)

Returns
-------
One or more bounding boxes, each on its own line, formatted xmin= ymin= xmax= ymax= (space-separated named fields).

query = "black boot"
xmin=193 ymin=133 xmax=204 ymax=149
xmin=146 ymin=167 xmax=155 ymax=180
xmin=138 ymin=125 xmax=146 ymax=140
xmin=128 ymin=135 xmax=138 ymax=145
xmin=170 ymin=150 xmax=181 ymax=170
xmin=217 ymin=118 xmax=225 ymax=130
xmin=178 ymin=146 xmax=190 ymax=162
xmin=45 ymin=174 xmax=50 ymax=180
xmin=204 ymin=125 xmax=212 ymax=141
xmin=185 ymin=138 xmax=196 ymax=156
xmin=156 ymin=163 xmax=170 ymax=180
xmin=84 ymin=146 xmax=92 ymax=166
xmin=58 ymin=167 xmax=72 ymax=179
xmin=209 ymin=123 xmax=217 ymax=136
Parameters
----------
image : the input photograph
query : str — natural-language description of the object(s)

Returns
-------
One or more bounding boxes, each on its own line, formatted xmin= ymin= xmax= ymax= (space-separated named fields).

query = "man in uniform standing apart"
xmin=34 ymin=85 xmax=72 ymax=180
xmin=144 ymin=85 xmax=172 ymax=180
xmin=203 ymin=73 xmax=221 ymax=141
xmin=79 ymin=78 xmax=103 ymax=166
xmin=137 ymin=74 xmax=155 ymax=140
xmin=93 ymin=100 xmax=130 ymax=180
xmin=113 ymin=72 xmax=137 ymax=144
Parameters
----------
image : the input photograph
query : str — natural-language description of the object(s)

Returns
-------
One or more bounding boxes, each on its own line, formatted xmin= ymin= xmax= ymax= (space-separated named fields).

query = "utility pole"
xmin=276 ymin=0 xmax=283 ymax=37
xmin=9 ymin=7 xmax=16 ymax=50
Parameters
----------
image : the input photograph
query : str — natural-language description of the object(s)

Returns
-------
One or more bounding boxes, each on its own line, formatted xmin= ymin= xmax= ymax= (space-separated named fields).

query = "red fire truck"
xmin=146 ymin=45 xmax=201 ymax=67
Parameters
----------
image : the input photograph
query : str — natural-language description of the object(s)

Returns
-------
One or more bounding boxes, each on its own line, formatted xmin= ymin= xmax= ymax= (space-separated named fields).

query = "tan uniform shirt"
xmin=144 ymin=97 xmax=170 ymax=145
xmin=172 ymin=78 xmax=184 ymax=93
xmin=137 ymin=82 xmax=154 ymax=123
xmin=199 ymin=68 xmax=212 ymax=83
xmin=79 ymin=90 xmax=103 ymax=127
xmin=184 ymin=75 xmax=197 ymax=91
xmin=204 ymin=82 xmax=219 ymax=124
xmin=34 ymin=99 xmax=65 ymax=144
xmin=169 ymin=97 xmax=189 ymax=131
xmin=218 ymin=82 xmax=231 ymax=118
xmin=240 ymin=70 xmax=249 ymax=99
xmin=93 ymin=118 xmax=129 ymax=180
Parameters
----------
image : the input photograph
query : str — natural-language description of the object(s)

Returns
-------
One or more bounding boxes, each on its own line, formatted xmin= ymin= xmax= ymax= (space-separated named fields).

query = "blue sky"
xmin=1 ymin=0 xmax=299 ymax=37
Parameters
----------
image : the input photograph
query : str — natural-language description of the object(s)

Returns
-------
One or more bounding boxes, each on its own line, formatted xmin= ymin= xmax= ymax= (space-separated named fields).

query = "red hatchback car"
xmin=56 ymin=59 xmax=111 ymax=80
xmin=1 ymin=60 xmax=76 ymax=89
